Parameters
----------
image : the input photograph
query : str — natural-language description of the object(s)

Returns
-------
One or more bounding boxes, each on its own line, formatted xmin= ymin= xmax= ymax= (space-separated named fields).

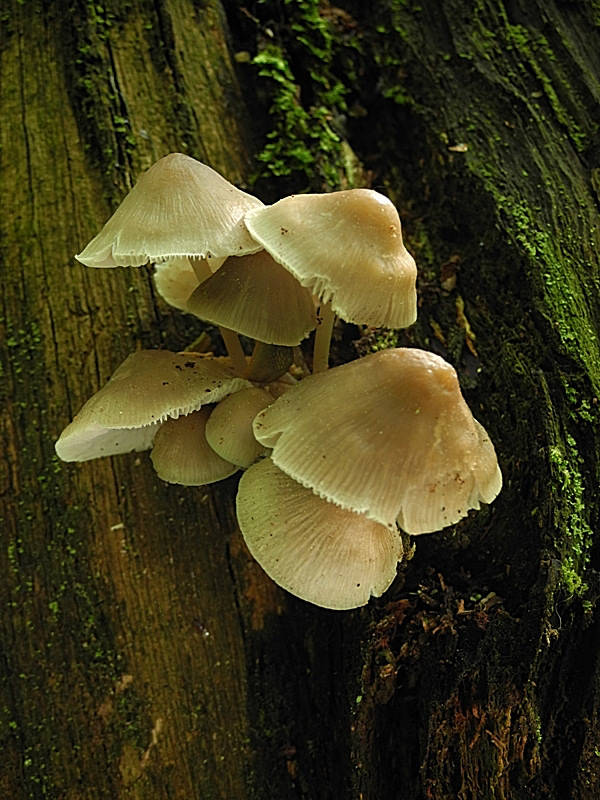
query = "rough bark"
xmin=1 ymin=1 xmax=600 ymax=799
xmin=1 ymin=2 xmax=260 ymax=797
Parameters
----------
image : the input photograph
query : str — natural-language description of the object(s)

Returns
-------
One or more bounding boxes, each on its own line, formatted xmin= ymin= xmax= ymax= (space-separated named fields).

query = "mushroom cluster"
xmin=56 ymin=153 xmax=502 ymax=610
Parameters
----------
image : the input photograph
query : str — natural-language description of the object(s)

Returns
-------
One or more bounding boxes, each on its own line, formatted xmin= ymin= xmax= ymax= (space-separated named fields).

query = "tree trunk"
xmin=2 ymin=1 xmax=599 ymax=798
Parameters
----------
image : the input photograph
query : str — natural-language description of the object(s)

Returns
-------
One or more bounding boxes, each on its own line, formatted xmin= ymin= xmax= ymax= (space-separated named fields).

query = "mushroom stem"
xmin=183 ymin=331 xmax=212 ymax=353
xmin=312 ymin=301 xmax=335 ymax=373
xmin=246 ymin=341 xmax=293 ymax=382
xmin=190 ymin=256 xmax=213 ymax=284
xmin=219 ymin=326 xmax=247 ymax=374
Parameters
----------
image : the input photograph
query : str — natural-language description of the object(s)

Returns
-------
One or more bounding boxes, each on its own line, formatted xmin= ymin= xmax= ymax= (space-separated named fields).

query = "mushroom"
xmin=76 ymin=153 xmax=263 ymax=268
xmin=244 ymin=189 xmax=417 ymax=370
xmin=151 ymin=408 xmax=238 ymax=485
xmin=236 ymin=458 xmax=404 ymax=609
xmin=153 ymin=258 xmax=202 ymax=312
xmin=205 ymin=386 xmax=274 ymax=467
xmin=244 ymin=342 xmax=294 ymax=384
xmin=154 ymin=254 xmax=234 ymax=314
xmin=186 ymin=250 xmax=317 ymax=346
xmin=252 ymin=348 xmax=502 ymax=533
xmin=55 ymin=350 xmax=250 ymax=462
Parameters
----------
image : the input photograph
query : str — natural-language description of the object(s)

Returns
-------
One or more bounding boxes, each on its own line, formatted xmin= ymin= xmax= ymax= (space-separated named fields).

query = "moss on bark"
xmin=1 ymin=1 xmax=257 ymax=797
xmin=3 ymin=0 xmax=600 ymax=798
xmin=226 ymin=1 xmax=600 ymax=796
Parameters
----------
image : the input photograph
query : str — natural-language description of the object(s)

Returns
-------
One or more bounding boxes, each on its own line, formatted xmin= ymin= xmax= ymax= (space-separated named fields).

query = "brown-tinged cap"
xmin=55 ymin=350 xmax=250 ymax=461
xmin=253 ymin=348 xmax=502 ymax=533
xmin=236 ymin=458 xmax=404 ymax=609
xmin=150 ymin=408 xmax=238 ymax=485
xmin=205 ymin=387 xmax=273 ymax=468
xmin=76 ymin=153 xmax=263 ymax=267
xmin=186 ymin=250 xmax=316 ymax=345
xmin=395 ymin=418 xmax=502 ymax=534
xmin=244 ymin=189 xmax=417 ymax=328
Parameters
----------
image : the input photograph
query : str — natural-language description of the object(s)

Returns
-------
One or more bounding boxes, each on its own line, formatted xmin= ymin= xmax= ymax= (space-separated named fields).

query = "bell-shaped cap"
xmin=55 ymin=350 xmax=250 ymax=462
xmin=205 ymin=387 xmax=273 ymax=467
xmin=253 ymin=348 xmax=502 ymax=533
xmin=151 ymin=408 xmax=238 ymax=485
xmin=186 ymin=250 xmax=316 ymax=345
xmin=76 ymin=153 xmax=263 ymax=267
xmin=236 ymin=458 xmax=403 ymax=609
xmin=244 ymin=189 xmax=417 ymax=328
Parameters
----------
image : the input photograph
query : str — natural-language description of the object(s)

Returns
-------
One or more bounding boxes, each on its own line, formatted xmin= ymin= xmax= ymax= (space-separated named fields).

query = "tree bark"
xmin=1 ymin=1 xmax=600 ymax=799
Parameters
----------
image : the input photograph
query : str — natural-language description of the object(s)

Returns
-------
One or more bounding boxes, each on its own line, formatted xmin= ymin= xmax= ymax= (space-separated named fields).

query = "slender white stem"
xmin=219 ymin=326 xmax=247 ymax=375
xmin=246 ymin=340 xmax=266 ymax=381
xmin=312 ymin=301 xmax=335 ymax=373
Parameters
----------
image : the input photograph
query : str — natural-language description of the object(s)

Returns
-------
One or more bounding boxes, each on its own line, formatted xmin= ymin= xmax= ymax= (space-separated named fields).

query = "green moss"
xmin=548 ymin=433 xmax=594 ymax=597
xmin=252 ymin=43 xmax=343 ymax=185
xmin=476 ymin=183 xmax=600 ymax=387
xmin=378 ymin=0 xmax=598 ymax=154
xmin=249 ymin=0 xmax=360 ymax=189
xmin=561 ymin=376 xmax=598 ymax=425
xmin=366 ymin=329 xmax=402 ymax=352
xmin=503 ymin=22 xmax=587 ymax=152
xmin=355 ymin=1 xmax=600 ymax=609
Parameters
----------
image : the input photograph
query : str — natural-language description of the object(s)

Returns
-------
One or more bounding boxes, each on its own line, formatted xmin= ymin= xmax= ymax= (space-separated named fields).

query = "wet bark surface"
xmin=1 ymin=1 xmax=600 ymax=798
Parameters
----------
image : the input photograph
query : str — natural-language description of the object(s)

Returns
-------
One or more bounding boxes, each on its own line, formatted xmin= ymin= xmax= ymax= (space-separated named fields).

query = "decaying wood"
xmin=1 ymin=1 xmax=600 ymax=798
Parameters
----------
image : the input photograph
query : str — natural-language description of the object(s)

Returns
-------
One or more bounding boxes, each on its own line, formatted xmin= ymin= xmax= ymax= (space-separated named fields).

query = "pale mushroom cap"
xmin=186 ymin=250 xmax=316 ymax=345
xmin=153 ymin=255 xmax=229 ymax=311
xmin=55 ymin=350 xmax=250 ymax=462
xmin=153 ymin=258 xmax=200 ymax=312
xmin=395 ymin=419 xmax=502 ymax=534
xmin=151 ymin=408 xmax=238 ymax=485
xmin=55 ymin=421 xmax=160 ymax=463
xmin=253 ymin=348 xmax=502 ymax=533
xmin=205 ymin=387 xmax=273 ymax=467
xmin=236 ymin=458 xmax=404 ymax=609
xmin=76 ymin=153 xmax=263 ymax=267
xmin=244 ymin=189 xmax=417 ymax=328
